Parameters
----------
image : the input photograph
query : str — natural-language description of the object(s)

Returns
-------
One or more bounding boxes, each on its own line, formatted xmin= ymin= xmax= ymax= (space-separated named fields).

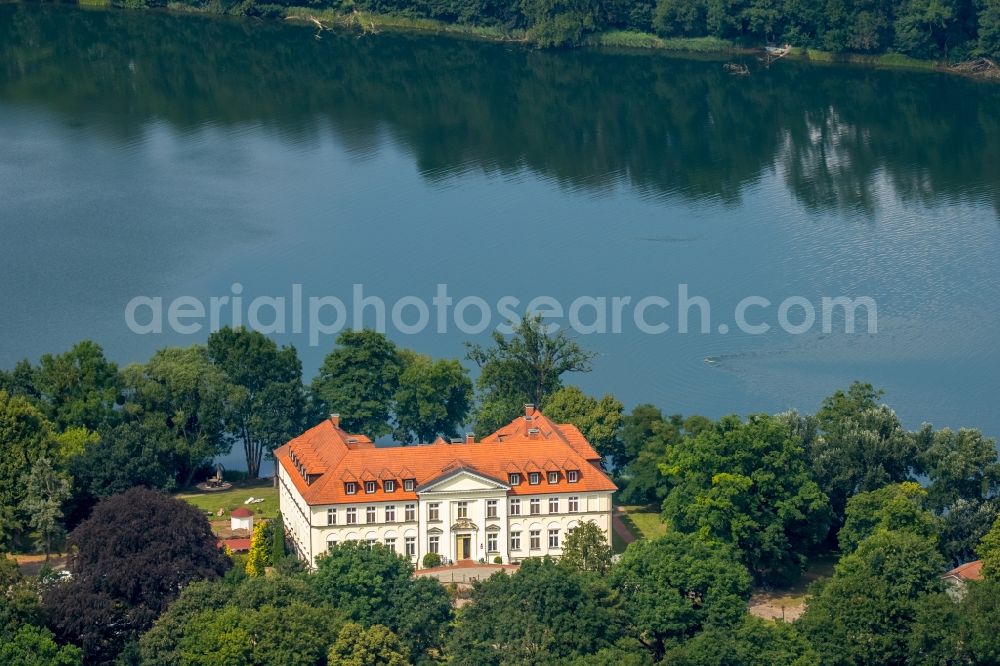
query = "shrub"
xmin=422 ymin=552 xmax=442 ymax=568
xmin=493 ymin=556 xmax=503 ymax=564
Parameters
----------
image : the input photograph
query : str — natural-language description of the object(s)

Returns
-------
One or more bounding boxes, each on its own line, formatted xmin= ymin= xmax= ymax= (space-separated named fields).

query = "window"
xmin=567 ymin=470 xmax=579 ymax=483
xmin=528 ymin=472 xmax=541 ymax=485
xmin=510 ymin=531 xmax=521 ymax=551
xmin=428 ymin=503 xmax=440 ymax=521
xmin=366 ymin=506 xmax=376 ymax=523
xmin=405 ymin=504 xmax=416 ymax=521
xmin=509 ymin=473 xmax=521 ymax=486
xmin=327 ymin=538 xmax=337 ymax=551
xmin=327 ymin=508 xmax=337 ymax=525
xmin=548 ymin=497 xmax=559 ymax=513
xmin=384 ymin=479 xmax=396 ymax=493
xmin=346 ymin=507 xmax=357 ymax=524
xmin=530 ymin=498 xmax=541 ymax=515
xmin=509 ymin=499 xmax=521 ymax=516
xmin=548 ymin=529 xmax=560 ymax=549
xmin=548 ymin=471 xmax=559 ymax=484
xmin=429 ymin=535 xmax=439 ymax=554
xmin=404 ymin=537 xmax=416 ymax=557
xmin=487 ymin=533 xmax=498 ymax=552
xmin=365 ymin=480 xmax=377 ymax=494
xmin=345 ymin=482 xmax=357 ymax=495
xmin=385 ymin=505 xmax=396 ymax=522
xmin=486 ymin=500 xmax=498 ymax=518
xmin=456 ymin=502 xmax=468 ymax=519
xmin=385 ymin=537 xmax=396 ymax=552
xmin=529 ymin=530 xmax=541 ymax=550
xmin=404 ymin=479 xmax=415 ymax=492
xmin=367 ymin=538 xmax=377 ymax=548
xmin=568 ymin=496 xmax=579 ymax=513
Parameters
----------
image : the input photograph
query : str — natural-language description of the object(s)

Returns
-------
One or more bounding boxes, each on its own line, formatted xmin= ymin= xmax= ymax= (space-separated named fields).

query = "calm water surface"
xmin=2 ymin=4 xmax=1000 ymax=468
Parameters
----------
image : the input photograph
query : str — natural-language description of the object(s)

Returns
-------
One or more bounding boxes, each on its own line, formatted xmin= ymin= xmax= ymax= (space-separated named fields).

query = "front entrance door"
xmin=456 ymin=535 xmax=472 ymax=560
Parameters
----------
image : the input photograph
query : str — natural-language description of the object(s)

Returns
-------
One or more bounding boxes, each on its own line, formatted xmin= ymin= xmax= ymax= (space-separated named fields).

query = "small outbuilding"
xmin=941 ymin=559 xmax=983 ymax=599
xmin=230 ymin=507 xmax=254 ymax=532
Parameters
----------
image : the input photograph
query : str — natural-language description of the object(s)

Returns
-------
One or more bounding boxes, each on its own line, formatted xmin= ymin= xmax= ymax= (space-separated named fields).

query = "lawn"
xmin=176 ymin=480 xmax=280 ymax=522
xmin=617 ymin=505 xmax=668 ymax=541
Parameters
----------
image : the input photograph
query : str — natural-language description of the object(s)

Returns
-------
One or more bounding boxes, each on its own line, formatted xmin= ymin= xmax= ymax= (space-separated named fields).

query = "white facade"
xmin=278 ymin=464 xmax=613 ymax=568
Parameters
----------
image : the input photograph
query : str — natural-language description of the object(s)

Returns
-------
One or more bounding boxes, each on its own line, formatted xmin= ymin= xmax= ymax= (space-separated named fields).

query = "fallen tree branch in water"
xmin=950 ymin=58 xmax=1000 ymax=80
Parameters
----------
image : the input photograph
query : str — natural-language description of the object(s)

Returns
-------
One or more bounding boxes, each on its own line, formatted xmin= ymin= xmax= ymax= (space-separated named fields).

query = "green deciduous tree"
xmin=393 ymin=353 xmax=473 ymax=444
xmin=522 ymin=0 xmax=601 ymax=46
xmin=917 ymin=425 xmax=1000 ymax=512
xmin=207 ymin=327 xmax=309 ymax=479
xmin=122 ymin=345 xmax=235 ymax=487
xmin=797 ymin=529 xmax=946 ymax=666
xmin=0 ymin=624 xmax=82 ymax=666
xmin=328 ymin=622 xmax=410 ymax=666
xmin=977 ymin=514 xmax=1000 ymax=579
xmin=838 ymin=481 xmax=940 ymax=552
xmin=466 ymin=314 xmax=596 ymax=435
xmin=68 ymin=419 xmax=178 ymax=503
xmin=610 ymin=533 xmax=751 ymax=660
xmin=543 ymin=386 xmax=624 ymax=461
xmin=175 ymin=602 xmax=341 ymax=666
xmin=618 ymin=413 xmax=711 ymax=506
xmin=809 ymin=382 xmax=921 ymax=528
xmin=33 ymin=341 xmax=122 ymax=431
xmin=311 ymin=329 xmax=405 ymax=438
xmin=663 ymin=615 xmax=819 ymax=666
xmin=560 ymin=520 xmax=614 ymax=574
xmin=21 ymin=457 xmax=71 ymax=560
xmin=660 ymin=414 xmax=831 ymax=584
xmin=139 ymin=575 xmax=340 ymax=666
xmin=0 ymin=391 xmax=59 ymax=548
xmin=939 ymin=497 xmax=998 ymax=566
xmin=312 ymin=542 xmax=451 ymax=660
xmin=448 ymin=557 xmax=621 ymax=665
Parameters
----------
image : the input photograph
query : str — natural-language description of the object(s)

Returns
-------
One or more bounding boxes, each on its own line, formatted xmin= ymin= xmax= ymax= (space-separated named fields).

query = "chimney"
xmin=465 ymin=433 xmax=475 ymax=444
xmin=524 ymin=404 xmax=535 ymax=420
xmin=329 ymin=413 xmax=340 ymax=428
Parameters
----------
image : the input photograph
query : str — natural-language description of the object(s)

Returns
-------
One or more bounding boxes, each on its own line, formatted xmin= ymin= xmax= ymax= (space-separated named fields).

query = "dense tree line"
xmin=0 ymin=327 xmax=480 ymax=552
xmin=3 ymin=323 xmax=1000 ymax=663
xmin=5 ymin=6 xmax=1000 ymax=219
xmin=3 ymin=485 xmax=999 ymax=664
xmin=97 ymin=0 xmax=1000 ymax=53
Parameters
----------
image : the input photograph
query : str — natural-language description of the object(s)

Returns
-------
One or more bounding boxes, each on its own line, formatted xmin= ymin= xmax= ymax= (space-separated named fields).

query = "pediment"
xmin=416 ymin=467 xmax=510 ymax=494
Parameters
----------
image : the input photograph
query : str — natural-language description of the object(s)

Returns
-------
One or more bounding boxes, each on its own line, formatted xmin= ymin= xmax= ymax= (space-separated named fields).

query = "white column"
xmin=496 ymin=492 xmax=509 ymax=564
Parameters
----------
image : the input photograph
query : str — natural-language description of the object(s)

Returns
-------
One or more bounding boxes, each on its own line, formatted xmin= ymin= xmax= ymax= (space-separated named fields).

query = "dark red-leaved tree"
xmin=43 ymin=487 xmax=229 ymax=664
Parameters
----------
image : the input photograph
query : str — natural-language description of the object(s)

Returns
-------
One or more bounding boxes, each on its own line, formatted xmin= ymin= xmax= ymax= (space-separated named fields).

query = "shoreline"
xmin=25 ymin=1 xmax=1000 ymax=80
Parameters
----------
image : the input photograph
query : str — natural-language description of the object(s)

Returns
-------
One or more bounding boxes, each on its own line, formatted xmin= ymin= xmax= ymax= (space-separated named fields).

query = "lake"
xmin=2 ymin=4 xmax=999 ymax=472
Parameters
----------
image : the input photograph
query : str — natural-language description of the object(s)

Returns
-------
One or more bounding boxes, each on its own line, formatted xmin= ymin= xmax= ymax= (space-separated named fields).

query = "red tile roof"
xmin=274 ymin=406 xmax=617 ymax=506
xmin=943 ymin=560 xmax=983 ymax=581
xmin=230 ymin=507 xmax=254 ymax=518
xmin=218 ymin=537 xmax=252 ymax=552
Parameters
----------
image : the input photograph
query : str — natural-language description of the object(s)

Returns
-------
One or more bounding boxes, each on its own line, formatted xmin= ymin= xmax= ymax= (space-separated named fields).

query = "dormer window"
xmin=365 ymin=480 xmax=377 ymax=494
xmin=567 ymin=470 xmax=579 ymax=483
xmin=509 ymin=473 xmax=521 ymax=486
xmin=404 ymin=479 xmax=415 ymax=492
xmin=528 ymin=472 xmax=541 ymax=485
xmin=384 ymin=480 xmax=396 ymax=493
xmin=547 ymin=471 xmax=559 ymax=484
xmin=345 ymin=482 xmax=357 ymax=495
